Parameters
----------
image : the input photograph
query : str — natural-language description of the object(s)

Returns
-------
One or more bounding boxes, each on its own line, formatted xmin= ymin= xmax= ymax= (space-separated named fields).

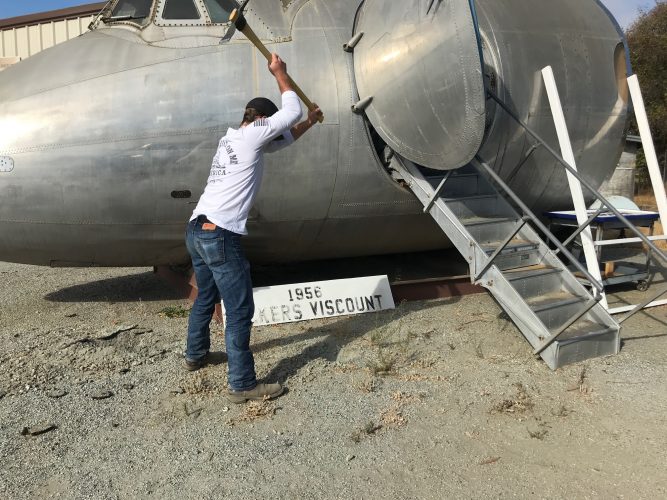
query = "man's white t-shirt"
xmin=190 ymin=91 xmax=303 ymax=235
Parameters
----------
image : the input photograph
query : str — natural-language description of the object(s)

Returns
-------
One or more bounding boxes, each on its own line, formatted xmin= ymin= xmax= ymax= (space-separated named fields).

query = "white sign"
xmin=230 ymin=275 xmax=395 ymax=326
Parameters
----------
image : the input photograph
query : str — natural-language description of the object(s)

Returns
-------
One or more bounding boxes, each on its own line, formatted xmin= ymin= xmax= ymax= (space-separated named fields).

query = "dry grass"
xmin=350 ymin=421 xmax=382 ymax=443
xmin=390 ymin=391 xmax=423 ymax=404
xmin=350 ymin=392 xmax=421 ymax=442
xmin=491 ymin=383 xmax=534 ymax=414
xmin=228 ymin=400 xmax=277 ymax=425
xmin=380 ymin=406 xmax=407 ymax=428
xmin=567 ymin=366 xmax=592 ymax=395
xmin=396 ymin=373 xmax=449 ymax=383
xmin=158 ymin=305 xmax=190 ymax=318
xmin=379 ymin=391 xmax=423 ymax=429
xmin=634 ymin=190 xmax=662 ymax=211
xmin=367 ymin=351 xmax=396 ymax=375
xmin=181 ymin=373 xmax=216 ymax=395
xmin=635 ymin=190 xmax=667 ymax=250
xmin=528 ymin=429 xmax=549 ymax=440
xmin=353 ymin=373 xmax=378 ymax=393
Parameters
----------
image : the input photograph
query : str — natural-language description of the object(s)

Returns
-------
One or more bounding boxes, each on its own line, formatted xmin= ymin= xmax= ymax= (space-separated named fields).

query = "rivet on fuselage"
xmin=0 ymin=156 xmax=14 ymax=172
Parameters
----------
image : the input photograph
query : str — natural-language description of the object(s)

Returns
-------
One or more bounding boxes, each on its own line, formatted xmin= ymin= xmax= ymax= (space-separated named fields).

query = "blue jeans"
xmin=185 ymin=216 xmax=257 ymax=391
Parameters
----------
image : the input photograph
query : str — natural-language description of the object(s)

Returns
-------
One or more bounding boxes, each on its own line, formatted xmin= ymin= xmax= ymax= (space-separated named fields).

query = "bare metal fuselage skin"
xmin=0 ymin=0 xmax=628 ymax=266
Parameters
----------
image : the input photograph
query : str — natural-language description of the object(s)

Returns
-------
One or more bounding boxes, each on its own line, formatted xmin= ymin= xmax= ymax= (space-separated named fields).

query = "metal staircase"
xmin=391 ymin=155 xmax=620 ymax=370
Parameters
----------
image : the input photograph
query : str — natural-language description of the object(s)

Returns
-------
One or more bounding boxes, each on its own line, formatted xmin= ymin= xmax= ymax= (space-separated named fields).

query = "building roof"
xmin=0 ymin=3 xmax=106 ymax=30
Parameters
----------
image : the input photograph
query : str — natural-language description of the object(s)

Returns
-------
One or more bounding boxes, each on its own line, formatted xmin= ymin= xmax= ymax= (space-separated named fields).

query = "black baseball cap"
xmin=246 ymin=97 xmax=279 ymax=117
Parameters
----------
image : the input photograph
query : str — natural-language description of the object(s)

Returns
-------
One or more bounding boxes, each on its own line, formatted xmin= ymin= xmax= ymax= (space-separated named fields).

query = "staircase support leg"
xmin=629 ymin=74 xmax=667 ymax=232
xmin=542 ymin=66 xmax=607 ymax=308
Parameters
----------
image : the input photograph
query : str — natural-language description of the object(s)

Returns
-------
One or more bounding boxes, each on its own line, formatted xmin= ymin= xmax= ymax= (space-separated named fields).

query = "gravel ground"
xmin=0 ymin=261 xmax=666 ymax=499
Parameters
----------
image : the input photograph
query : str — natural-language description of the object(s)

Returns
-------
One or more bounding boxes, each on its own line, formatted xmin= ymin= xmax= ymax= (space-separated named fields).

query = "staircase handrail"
xmin=486 ymin=89 xmax=667 ymax=266
xmin=472 ymin=157 xmax=605 ymax=296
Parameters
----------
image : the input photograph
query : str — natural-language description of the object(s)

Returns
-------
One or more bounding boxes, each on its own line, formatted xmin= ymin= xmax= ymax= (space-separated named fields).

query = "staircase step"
xmin=422 ymin=169 xmax=500 ymax=199
xmin=463 ymin=218 xmax=521 ymax=245
xmin=528 ymin=291 xmax=586 ymax=312
xmin=527 ymin=291 xmax=589 ymax=331
xmin=554 ymin=320 xmax=617 ymax=343
xmin=425 ymin=172 xmax=479 ymax=180
xmin=461 ymin=216 xmax=517 ymax=226
xmin=420 ymin=165 xmax=477 ymax=178
xmin=423 ymin=163 xmax=477 ymax=177
xmin=443 ymin=194 xmax=498 ymax=202
xmin=480 ymin=239 xmax=542 ymax=270
xmin=481 ymin=239 xmax=540 ymax=254
xmin=547 ymin=321 xmax=620 ymax=369
xmin=505 ymin=265 xmax=563 ymax=281
xmin=450 ymin=172 xmax=480 ymax=178
xmin=444 ymin=194 xmax=516 ymax=220
xmin=505 ymin=265 xmax=564 ymax=299
xmin=424 ymin=175 xmax=489 ymax=198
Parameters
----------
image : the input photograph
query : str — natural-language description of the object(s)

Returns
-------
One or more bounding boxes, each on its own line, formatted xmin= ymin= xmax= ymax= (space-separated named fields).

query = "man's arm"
xmin=291 ymin=104 xmax=323 ymax=142
xmin=264 ymin=130 xmax=294 ymax=154
xmin=269 ymin=54 xmax=322 ymax=141
xmin=263 ymin=53 xmax=301 ymax=139
xmin=247 ymin=55 xmax=302 ymax=149
xmin=269 ymin=53 xmax=293 ymax=94
xmin=250 ymin=54 xmax=321 ymax=150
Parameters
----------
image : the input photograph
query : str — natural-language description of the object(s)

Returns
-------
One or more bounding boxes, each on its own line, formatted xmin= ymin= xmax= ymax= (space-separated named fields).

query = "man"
xmin=184 ymin=53 xmax=322 ymax=403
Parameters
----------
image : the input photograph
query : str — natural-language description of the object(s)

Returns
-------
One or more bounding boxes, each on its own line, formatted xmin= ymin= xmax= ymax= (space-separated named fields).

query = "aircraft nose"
xmin=0 ymin=33 xmax=195 ymax=267
xmin=0 ymin=41 xmax=99 ymax=265
xmin=0 ymin=106 xmax=62 ymax=265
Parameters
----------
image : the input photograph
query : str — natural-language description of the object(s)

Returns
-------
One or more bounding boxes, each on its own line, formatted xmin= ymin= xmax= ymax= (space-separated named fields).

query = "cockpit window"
xmin=100 ymin=0 xmax=240 ymax=28
xmin=163 ymin=0 xmax=202 ymax=20
xmin=202 ymin=0 xmax=238 ymax=23
xmin=110 ymin=0 xmax=153 ymax=23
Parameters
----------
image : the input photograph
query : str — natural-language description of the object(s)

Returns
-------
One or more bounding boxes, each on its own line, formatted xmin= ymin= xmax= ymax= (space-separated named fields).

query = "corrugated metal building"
xmin=0 ymin=2 xmax=105 ymax=70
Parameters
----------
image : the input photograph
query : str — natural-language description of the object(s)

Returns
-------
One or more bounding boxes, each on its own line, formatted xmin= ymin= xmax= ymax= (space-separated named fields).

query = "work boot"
xmin=183 ymin=353 xmax=209 ymax=372
xmin=227 ymin=383 xmax=284 ymax=404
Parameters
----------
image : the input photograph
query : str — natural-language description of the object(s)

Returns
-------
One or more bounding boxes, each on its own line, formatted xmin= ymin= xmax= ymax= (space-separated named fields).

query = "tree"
xmin=626 ymin=1 xmax=667 ymax=184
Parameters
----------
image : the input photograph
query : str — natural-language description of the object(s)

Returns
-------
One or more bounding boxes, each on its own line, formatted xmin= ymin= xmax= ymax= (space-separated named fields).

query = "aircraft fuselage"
xmin=0 ymin=0 xmax=629 ymax=266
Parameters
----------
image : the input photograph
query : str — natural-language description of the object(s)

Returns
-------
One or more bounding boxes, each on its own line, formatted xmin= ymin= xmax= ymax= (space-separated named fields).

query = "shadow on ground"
xmin=44 ymin=271 xmax=183 ymax=303
xmin=253 ymin=299 xmax=456 ymax=384
xmin=43 ymin=249 xmax=471 ymax=305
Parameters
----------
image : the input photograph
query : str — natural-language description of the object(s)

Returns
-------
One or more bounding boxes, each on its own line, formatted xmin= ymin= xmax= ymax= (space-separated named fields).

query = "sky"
xmin=0 ymin=0 xmax=657 ymax=28
xmin=0 ymin=1 xmax=97 ymax=19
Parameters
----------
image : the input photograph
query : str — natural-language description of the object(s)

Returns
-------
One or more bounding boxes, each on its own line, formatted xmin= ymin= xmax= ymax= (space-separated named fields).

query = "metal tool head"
xmin=221 ymin=0 xmax=251 ymax=42
xmin=230 ymin=9 xmax=247 ymax=31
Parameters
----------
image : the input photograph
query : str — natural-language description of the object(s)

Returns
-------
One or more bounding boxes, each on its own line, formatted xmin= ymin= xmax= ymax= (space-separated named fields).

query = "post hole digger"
xmin=226 ymin=1 xmax=324 ymax=123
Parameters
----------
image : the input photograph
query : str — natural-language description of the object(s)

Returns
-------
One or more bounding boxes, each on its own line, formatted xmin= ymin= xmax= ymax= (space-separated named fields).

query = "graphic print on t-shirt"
xmin=209 ymin=138 xmax=239 ymax=184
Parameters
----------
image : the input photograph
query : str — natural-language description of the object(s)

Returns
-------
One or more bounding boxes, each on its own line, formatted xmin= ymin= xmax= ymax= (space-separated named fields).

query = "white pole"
xmin=542 ymin=66 xmax=607 ymax=308
xmin=609 ymin=299 xmax=667 ymax=315
xmin=628 ymin=74 xmax=667 ymax=234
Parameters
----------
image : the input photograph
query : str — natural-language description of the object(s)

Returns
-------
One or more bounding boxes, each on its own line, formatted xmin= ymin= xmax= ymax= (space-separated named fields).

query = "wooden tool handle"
xmin=230 ymin=9 xmax=323 ymax=123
